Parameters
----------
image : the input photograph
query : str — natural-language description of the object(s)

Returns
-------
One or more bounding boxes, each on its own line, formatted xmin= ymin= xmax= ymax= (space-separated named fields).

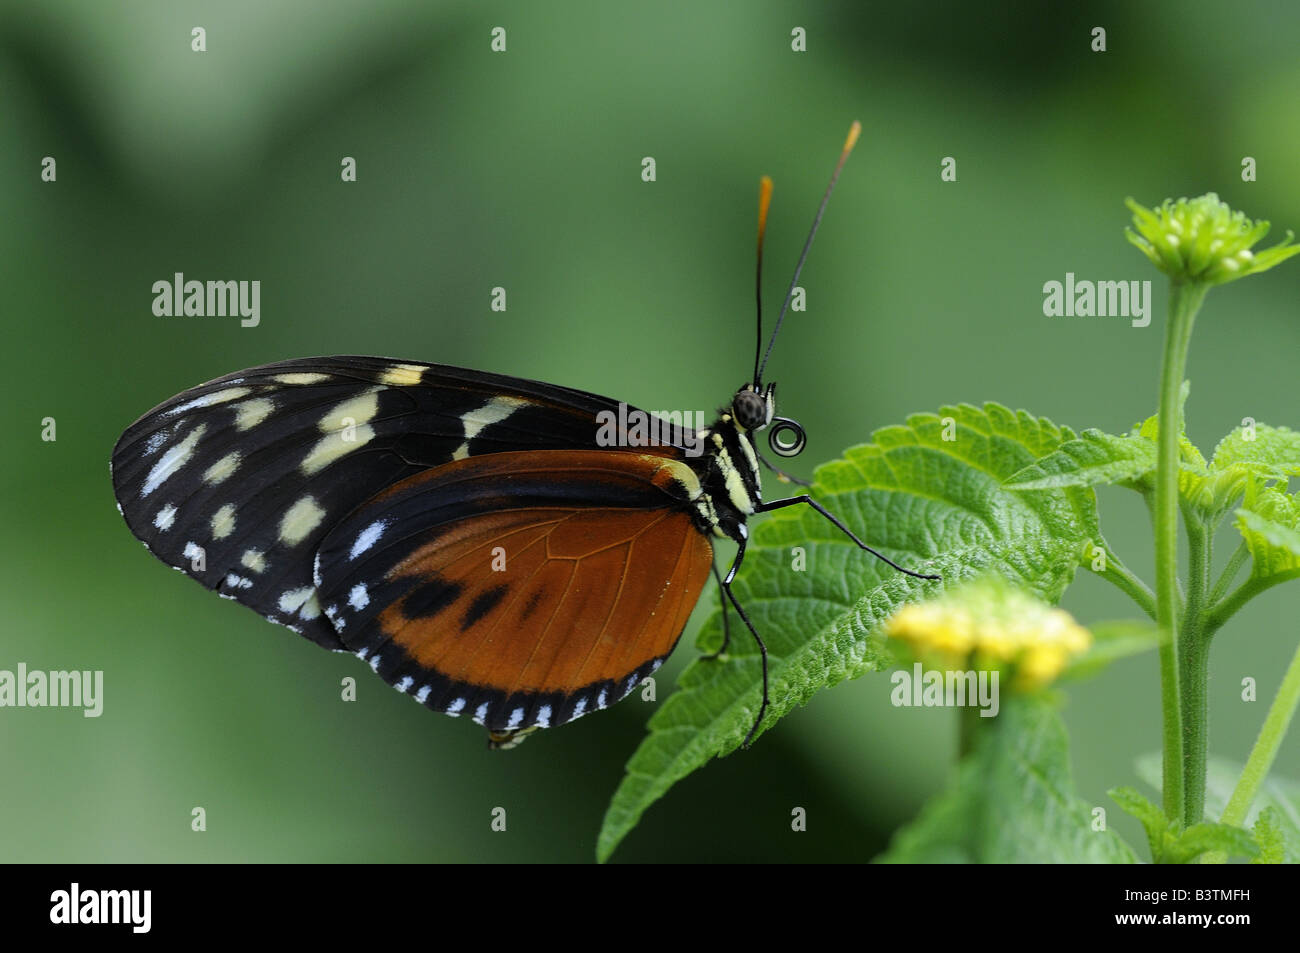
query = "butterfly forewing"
xmin=313 ymin=450 xmax=714 ymax=733
xmin=110 ymin=356 xmax=691 ymax=650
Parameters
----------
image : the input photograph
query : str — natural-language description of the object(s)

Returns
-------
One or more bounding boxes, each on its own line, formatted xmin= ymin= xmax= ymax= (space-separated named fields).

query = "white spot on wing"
xmin=506 ymin=707 xmax=524 ymax=729
xmin=203 ymin=451 xmax=241 ymax=484
xmin=210 ymin=503 xmax=237 ymax=540
xmin=348 ymin=583 xmax=369 ymax=611
xmin=349 ymin=520 xmax=388 ymax=560
xmin=298 ymin=593 xmax=321 ymax=620
xmin=274 ymin=373 xmax=330 ymax=385
xmin=278 ymin=496 xmax=325 ymax=545
xmin=144 ymin=431 xmax=169 ymax=456
xmin=380 ymin=363 xmax=425 ymax=385
xmin=318 ymin=390 xmax=380 ymax=433
xmin=452 ymin=396 xmax=527 ymax=459
xmin=415 ymin=685 xmax=431 ymax=703
xmin=395 ymin=676 xmax=413 ymax=694
xmin=224 ymin=573 xmax=253 ymax=590
xmin=447 ymin=697 xmax=466 ymax=715
xmin=536 ymin=705 xmax=551 ymax=728
xmin=572 ymin=696 xmax=587 ymax=718
xmin=463 ymin=396 xmax=526 ymax=439
xmin=474 ymin=702 xmax=489 ymax=725
xmin=278 ymin=587 xmax=314 ymax=614
xmin=153 ymin=503 xmax=177 ymax=531
xmin=300 ymin=424 xmax=376 ymax=474
xmin=368 ymin=654 xmax=381 ymax=672
xmin=142 ymin=423 xmax=207 ymax=496
xmin=165 ymin=387 xmax=251 ymax=416
xmin=241 ymin=549 xmax=266 ymax=573
xmin=234 ymin=397 xmax=274 ymax=431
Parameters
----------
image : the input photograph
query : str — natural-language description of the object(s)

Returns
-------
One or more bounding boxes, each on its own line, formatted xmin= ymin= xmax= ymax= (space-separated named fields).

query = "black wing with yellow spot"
xmin=111 ymin=356 xmax=693 ymax=651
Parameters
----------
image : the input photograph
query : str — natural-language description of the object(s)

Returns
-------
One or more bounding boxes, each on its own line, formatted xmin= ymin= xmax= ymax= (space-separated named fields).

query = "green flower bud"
xmin=1125 ymin=193 xmax=1300 ymax=286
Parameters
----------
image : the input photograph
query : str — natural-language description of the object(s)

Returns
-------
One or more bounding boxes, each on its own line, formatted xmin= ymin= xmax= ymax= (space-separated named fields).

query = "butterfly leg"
xmin=719 ymin=536 xmax=769 ymax=748
xmin=755 ymin=449 xmax=812 ymax=487
xmin=756 ymin=495 xmax=941 ymax=581
xmin=701 ymin=560 xmax=733 ymax=660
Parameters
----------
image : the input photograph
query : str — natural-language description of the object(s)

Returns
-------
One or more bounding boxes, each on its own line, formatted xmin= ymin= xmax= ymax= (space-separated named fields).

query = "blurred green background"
xmin=3 ymin=0 xmax=1297 ymax=862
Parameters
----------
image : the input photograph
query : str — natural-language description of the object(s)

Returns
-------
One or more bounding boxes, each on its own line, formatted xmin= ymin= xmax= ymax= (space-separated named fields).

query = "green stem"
xmin=1091 ymin=546 xmax=1158 ymax=621
xmin=1207 ymin=539 xmax=1250 ymax=607
xmin=1179 ymin=518 xmax=1212 ymax=826
xmin=1220 ymin=638 xmax=1300 ymax=828
xmin=1153 ymin=280 xmax=1206 ymax=823
xmin=1206 ymin=569 xmax=1300 ymax=636
xmin=1141 ymin=491 xmax=1186 ymax=614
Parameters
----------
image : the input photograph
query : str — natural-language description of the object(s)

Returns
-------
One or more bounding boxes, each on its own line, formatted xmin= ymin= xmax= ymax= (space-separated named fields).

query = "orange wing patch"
xmin=314 ymin=450 xmax=713 ymax=738
xmin=382 ymin=506 xmax=708 ymax=694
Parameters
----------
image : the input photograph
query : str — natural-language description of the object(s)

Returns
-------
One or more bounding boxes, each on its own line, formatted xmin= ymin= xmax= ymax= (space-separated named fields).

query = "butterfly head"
xmin=732 ymin=381 xmax=806 ymax=459
xmin=731 ymin=382 xmax=774 ymax=432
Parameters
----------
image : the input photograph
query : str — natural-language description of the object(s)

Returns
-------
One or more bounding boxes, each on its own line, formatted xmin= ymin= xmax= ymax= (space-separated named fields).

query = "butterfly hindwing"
xmin=111 ymin=356 xmax=692 ymax=650
xmin=313 ymin=450 xmax=715 ymax=734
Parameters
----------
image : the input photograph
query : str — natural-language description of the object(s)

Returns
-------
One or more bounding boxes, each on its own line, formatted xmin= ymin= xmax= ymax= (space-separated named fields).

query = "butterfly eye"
xmin=767 ymin=417 xmax=806 ymax=457
xmin=732 ymin=389 xmax=769 ymax=430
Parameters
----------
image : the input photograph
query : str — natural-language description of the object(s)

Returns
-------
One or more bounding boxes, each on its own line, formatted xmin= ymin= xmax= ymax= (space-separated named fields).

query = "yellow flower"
xmin=884 ymin=577 xmax=1092 ymax=691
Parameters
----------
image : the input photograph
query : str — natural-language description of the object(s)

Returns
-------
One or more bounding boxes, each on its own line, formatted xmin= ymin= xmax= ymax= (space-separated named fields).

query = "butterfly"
xmin=111 ymin=122 xmax=937 ymax=750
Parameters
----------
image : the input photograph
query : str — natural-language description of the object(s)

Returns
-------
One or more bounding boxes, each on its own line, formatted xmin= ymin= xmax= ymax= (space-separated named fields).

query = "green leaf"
xmin=1136 ymin=752 xmax=1300 ymax=863
xmin=1180 ymin=422 xmax=1300 ymax=523
xmin=1112 ymin=782 xmax=1260 ymax=863
xmin=1165 ymin=822 xmax=1259 ymax=864
xmin=1210 ymin=423 xmax=1300 ymax=481
xmin=596 ymin=403 xmax=1100 ymax=861
xmin=1109 ymin=786 xmax=1168 ymax=861
xmin=1064 ymin=619 xmax=1163 ymax=680
xmin=1009 ymin=403 xmax=1300 ymax=528
xmin=876 ymin=697 xmax=1138 ymax=862
xmin=1236 ymin=484 xmax=1300 ymax=580
xmin=1005 ymin=383 xmax=1207 ymax=496
xmin=1004 ymin=429 xmax=1155 ymax=491
xmin=1252 ymin=807 xmax=1286 ymax=864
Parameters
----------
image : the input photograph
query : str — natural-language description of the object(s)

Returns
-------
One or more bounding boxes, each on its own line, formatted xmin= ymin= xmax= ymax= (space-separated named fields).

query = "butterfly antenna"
xmin=756 ymin=121 xmax=861 ymax=384
xmin=753 ymin=176 xmax=774 ymax=386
